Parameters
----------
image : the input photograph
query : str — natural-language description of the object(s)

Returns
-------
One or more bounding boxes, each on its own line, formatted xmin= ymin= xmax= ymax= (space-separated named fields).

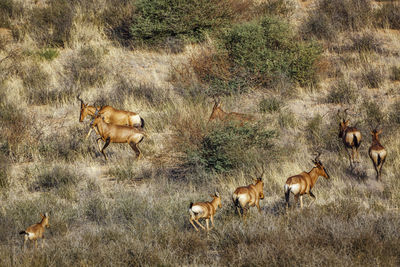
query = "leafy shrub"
xmin=375 ymin=2 xmax=400 ymax=29
xmin=362 ymin=67 xmax=383 ymax=88
xmin=390 ymin=66 xmax=400 ymax=81
xmin=188 ymin=123 xmax=276 ymax=173
xmin=259 ymin=97 xmax=282 ymax=113
xmin=126 ymin=0 xmax=246 ymax=48
xmin=303 ymin=0 xmax=373 ymax=40
xmin=326 ymin=79 xmax=357 ymax=104
xmin=29 ymin=0 xmax=74 ymax=47
xmin=37 ymin=48 xmax=59 ymax=61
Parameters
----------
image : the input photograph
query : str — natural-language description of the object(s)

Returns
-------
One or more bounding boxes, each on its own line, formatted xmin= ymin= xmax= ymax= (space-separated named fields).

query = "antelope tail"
xmin=353 ymin=134 xmax=360 ymax=148
xmin=19 ymin=231 xmax=27 ymax=235
xmin=377 ymin=154 xmax=381 ymax=166
xmin=232 ymin=194 xmax=240 ymax=208
xmin=140 ymin=117 xmax=145 ymax=128
xmin=189 ymin=202 xmax=193 ymax=209
xmin=284 ymin=184 xmax=291 ymax=203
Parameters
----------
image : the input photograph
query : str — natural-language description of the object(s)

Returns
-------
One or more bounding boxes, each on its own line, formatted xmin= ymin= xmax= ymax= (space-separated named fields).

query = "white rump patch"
xmin=191 ymin=205 xmax=204 ymax=214
xmin=289 ymin=184 xmax=301 ymax=195
xmin=131 ymin=115 xmax=141 ymax=126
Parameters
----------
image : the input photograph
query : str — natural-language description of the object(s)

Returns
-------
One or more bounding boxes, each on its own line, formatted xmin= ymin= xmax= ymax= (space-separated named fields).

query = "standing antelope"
xmin=77 ymin=95 xmax=144 ymax=137
xmin=232 ymin=166 xmax=265 ymax=219
xmin=284 ymin=153 xmax=330 ymax=209
xmin=19 ymin=213 xmax=50 ymax=250
xmin=338 ymin=109 xmax=362 ymax=168
xmin=208 ymin=99 xmax=254 ymax=124
xmin=189 ymin=192 xmax=222 ymax=232
xmin=369 ymin=129 xmax=387 ymax=181
xmin=90 ymin=110 xmax=146 ymax=160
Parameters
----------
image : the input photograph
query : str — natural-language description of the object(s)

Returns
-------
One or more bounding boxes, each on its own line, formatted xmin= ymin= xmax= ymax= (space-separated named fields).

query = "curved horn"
xmin=314 ymin=152 xmax=321 ymax=163
xmin=77 ymin=94 xmax=84 ymax=104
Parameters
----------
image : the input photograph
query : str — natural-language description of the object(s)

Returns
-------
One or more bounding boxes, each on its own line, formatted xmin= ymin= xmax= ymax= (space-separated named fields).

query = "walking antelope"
xmin=284 ymin=153 xmax=330 ymax=209
xmin=232 ymin=166 xmax=265 ymax=219
xmin=189 ymin=192 xmax=222 ymax=232
xmin=19 ymin=213 xmax=50 ymax=249
xmin=338 ymin=109 xmax=362 ymax=168
xmin=77 ymin=95 xmax=144 ymax=138
xmin=369 ymin=129 xmax=387 ymax=181
xmin=90 ymin=110 xmax=146 ymax=160
xmin=208 ymin=98 xmax=254 ymax=124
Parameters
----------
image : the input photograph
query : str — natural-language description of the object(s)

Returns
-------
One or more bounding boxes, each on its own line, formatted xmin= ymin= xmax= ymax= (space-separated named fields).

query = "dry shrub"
xmin=350 ymin=32 xmax=383 ymax=53
xmin=326 ymin=78 xmax=357 ymax=104
xmin=390 ymin=66 xmax=400 ymax=81
xmin=375 ymin=2 xmax=400 ymax=29
xmin=362 ymin=67 xmax=384 ymax=89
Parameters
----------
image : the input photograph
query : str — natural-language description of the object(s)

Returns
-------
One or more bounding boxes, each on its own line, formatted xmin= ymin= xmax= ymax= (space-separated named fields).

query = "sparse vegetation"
xmin=1 ymin=0 xmax=400 ymax=266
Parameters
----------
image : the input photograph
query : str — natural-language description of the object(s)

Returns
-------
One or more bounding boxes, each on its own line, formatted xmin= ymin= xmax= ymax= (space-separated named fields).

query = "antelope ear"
xmin=215 ymin=192 xmax=220 ymax=197
xmin=370 ymin=131 xmax=374 ymax=135
xmin=44 ymin=212 xmax=48 ymax=217
xmin=40 ymin=213 xmax=44 ymax=218
xmin=210 ymin=194 xmax=214 ymax=198
xmin=345 ymin=120 xmax=349 ymax=126
xmin=377 ymin=129 xmax=382 ymax=135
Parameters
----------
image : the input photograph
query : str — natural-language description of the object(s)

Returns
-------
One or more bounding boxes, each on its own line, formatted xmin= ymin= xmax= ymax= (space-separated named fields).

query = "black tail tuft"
xmin=234 ymin=197 xmax=240 ymax=208
xmin=19 ymin=231 xmax=27 ymax=235
xmin=377 ymin=154 xmax=381 ymax=166
xmin=353 ymin=134 xmax=360 ymax=148
xmin=140 ymin=117 xmax=145 ymax=128
xmin=285 ymin=187 xmax=291 ymax=204
xmin=189 ymin=202 xmax=193 ymax=209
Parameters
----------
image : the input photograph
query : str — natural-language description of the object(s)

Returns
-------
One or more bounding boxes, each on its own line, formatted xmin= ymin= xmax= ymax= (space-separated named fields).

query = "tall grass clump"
xmin=29 ymin=0 xmax=74 ymax=47
xmin=303 ymin=0 xmax=373 ymax=40
xmin=0 ymin=0 xmax=23 ymax=28
xmin=0 ymin=154 xmax=10 ymax=188
xmin=390 ymin=66 xmax=400 ymax=81
xmin=29 ymin=165 xmax=79 ymax=192
xmin=187 ymin=123 xmax=276 ymax=173
xmin=326 ymin=78 xmax=357 ymax=104
xmin=375 ymin=2 xmax=400 ymax=29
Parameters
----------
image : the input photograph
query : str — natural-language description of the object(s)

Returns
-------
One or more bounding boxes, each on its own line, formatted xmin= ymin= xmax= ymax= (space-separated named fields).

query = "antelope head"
xmin=371 ymin=128 xmax=382 ymax=142
xmin=210 ymin=191 xmax=222 ymax=208
xmin=77 ymin=94 xmax=89 ymax=122
xmin=312 ymin=152 xmax=330 ymax=179
xmin=41 ymin=213 xmax=50 ymax=228
xmin=337 ymin=109 xmax=350 ymax=138
xmin=254 ymin=164 xmax=265 ymax=199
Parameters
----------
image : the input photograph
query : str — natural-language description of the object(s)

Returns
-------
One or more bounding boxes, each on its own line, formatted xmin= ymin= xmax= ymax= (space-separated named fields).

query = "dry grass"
xmin=0 ymin=0 xmax=400 ymax=266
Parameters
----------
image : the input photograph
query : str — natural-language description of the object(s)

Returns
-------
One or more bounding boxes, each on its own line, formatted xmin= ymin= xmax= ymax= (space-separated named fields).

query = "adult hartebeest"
xmin=369 ymin=129 xmax=387 ymax=181
xmin=284 ymin=153 xmax=330 ymax=209
xmin=232 ymin=166 xmax=265 ymax=219
xmin=189 ymin=192 xmax=222 ymax=232
xmin=90 ymin=110 xmax=146 ymax=160
xmin=338 ymin=109 xmax=362 ymax=168
xmin=208 ymin=98 xmax=254 ymax=124
xmin=19 ymin=213 xmax=50 ymax=250
xmin=77 ymin=95 xmax=144 ymax=137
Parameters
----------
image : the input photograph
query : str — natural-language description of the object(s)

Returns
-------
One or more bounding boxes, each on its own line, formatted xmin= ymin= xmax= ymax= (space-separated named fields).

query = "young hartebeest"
xmin=90 ymin=110 xmax=146 ymax=160
xmin=338 ymin=109 xmax=362 ymax=168
xmin=189 ymin=192 xmax=222 ymax=232
xmin=232 ymin=166 xmax=265 ymax=219
xmin=369 ymin=129 xmax=387 ymax=181
xmin=77 ymin=95 xmax=144 ymax=137
xmin=284 ymin=153 xmax=330 ymax=209
xmin=208 ymin=99 xmax=254 ymax=124
xmin=19 ymin=213 xmax=50 ymax=250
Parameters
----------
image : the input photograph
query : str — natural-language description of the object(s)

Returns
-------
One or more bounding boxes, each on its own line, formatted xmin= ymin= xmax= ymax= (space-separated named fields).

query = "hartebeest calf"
xmin=189 ymin=192 xmax=222 ymax=231
xmin=284 ymin=153 xmax=330 ymax=209
xmin=90 ymin=110 xmax=146 ymax=160
xmin=338 ymin=109 xmax=362 ymax=168
xmin=77 ymin=95 xmax=144 ymax=137
xmin=19 ymin=213 xmax=50 ymax=249
xmin=208 ymin=99 xmax=254 ymax=124
xmin=369 ymin=129 xmax=387 ymax=181
xmin=232 ymin=166 xmax=265 ymax=219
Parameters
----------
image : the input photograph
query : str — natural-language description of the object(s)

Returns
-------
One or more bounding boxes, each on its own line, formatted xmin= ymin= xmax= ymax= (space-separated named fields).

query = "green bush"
xmin=128 ymin=0 xmax=240 ymax=48
xmin=37 ymin=48 xmax=59 ymax=61
xmin=29 ymin=0 xmax=74 ymax=47
xmin=220 ymin=16 xmax=322 ymax=88
xmin=326 ymin=79 xmax=357 ymax=104
xmin=188 ymin=123 xmax=276 ymax=173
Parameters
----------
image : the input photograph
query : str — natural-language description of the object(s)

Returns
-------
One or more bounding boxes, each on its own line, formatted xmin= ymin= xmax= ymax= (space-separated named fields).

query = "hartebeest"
xmin=232 ymin=166 xmax=265 ymax=219
xmin=284 ymin=153 xmax=330 ymax=209
xmin=189 ymin=192 xmax=222 ymax=232
xmin=90 ymin=110 xmax=146 ymax=160
xmin=338 ymin=109 xmax=362 ymax=168
xmin=369 ymin=129 xmax=387 ymax=181
xmin=77 ymin=95 xmax=144 ymax=137
xmin=19 ymin=213 xmax=50 ymax=250
xmin=208 ymin=99 xmax=254 ymax=124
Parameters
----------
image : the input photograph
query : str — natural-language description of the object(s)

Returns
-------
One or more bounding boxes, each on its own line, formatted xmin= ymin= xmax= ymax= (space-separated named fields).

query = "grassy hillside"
xmin=0 ymin=0 xmax=399 ymax=266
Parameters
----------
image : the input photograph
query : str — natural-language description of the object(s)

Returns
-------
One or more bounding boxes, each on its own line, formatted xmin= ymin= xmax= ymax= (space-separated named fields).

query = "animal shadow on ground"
xmin=345 ymin=163 xmax=368 ymax=182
